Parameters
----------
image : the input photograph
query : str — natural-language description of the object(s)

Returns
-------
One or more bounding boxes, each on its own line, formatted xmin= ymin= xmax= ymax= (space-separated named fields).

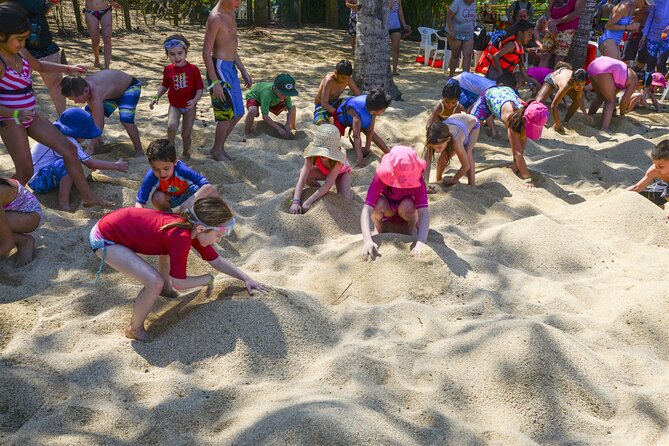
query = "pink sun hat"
xmin=376 ymin=146 xmax=426 ymax=189
xmin=524 ymin=101 xmax=549 ymax=141
xmin=651 ymin=72 xmax=667 ymax=88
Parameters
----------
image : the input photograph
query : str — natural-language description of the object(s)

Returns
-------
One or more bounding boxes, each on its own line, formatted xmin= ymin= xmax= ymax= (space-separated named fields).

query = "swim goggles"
xmin=188 ymin=207 xmax=236 ymax=237
xmin=164 ymin=39 xmax=186 ymax=50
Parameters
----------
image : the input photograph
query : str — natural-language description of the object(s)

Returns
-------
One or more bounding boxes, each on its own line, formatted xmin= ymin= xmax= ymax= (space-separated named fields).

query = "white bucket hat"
xmin=303 ymin=124 xmax=346 ymax=164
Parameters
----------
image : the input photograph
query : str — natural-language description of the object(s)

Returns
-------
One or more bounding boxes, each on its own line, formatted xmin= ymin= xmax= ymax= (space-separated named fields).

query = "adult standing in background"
xmin=622 ymin=0 xmax=650 ymax=67
xmin=14 ymin=0 xmax=67 ymax=115
xmin=540 ymin=0 xmax=586 ymax=68
xmin=388 ymin=0 xmax=411 ymax=76
xmin=84 ymin=0 xmax=119 ymax=69
xmin=446 ymin=0 xmax=477 ymax=77
xmin=641 ymin=0 xmax=669 ymax=72
xmin=507 ymin=0 xmax=535 ymax=23
xmin=345 ymin=0 xmax=359 ymax=52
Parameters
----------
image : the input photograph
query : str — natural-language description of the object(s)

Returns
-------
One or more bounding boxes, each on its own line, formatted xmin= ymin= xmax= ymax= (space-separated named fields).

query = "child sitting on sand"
xmin=627 ymin=139 xmax=669 ymax=206
xmin=533 ymin=62 xmax=592 ymax=133
xmin=60 ymin=70 xmax=143 ymax=156
xmin=290 ymin=124 xmax=353 ymax=214
xmin=334 ymin=89 xmax=391 ymax=167
xmin=149 ymin=34 xmax=204 ymax=161
xmin=360 ymin=146 xmax=429 ymax=260
xmin=136 ymin=139 xmax=218 ymax=212
xmin=244 ymin=73 xmax=298 ymax=139
xmin=470 ymin=86 xmax=549 ymax=188
xmin=89 ymin=196 xmax=268 ymax=341
xmin=423 ymin=113 xmax=481 ymax=189
xmin=629 ymin=70 xmax=664 ymax=113
xmin=425 ymin=81 xmax=465 ymax=131
xmin=0 ymin=177 xmax=42 ymax=267
xmin=28 ymin=108 xmax=128 ymax=212
xmin=313 ymin=60 xmax=361 ymax=125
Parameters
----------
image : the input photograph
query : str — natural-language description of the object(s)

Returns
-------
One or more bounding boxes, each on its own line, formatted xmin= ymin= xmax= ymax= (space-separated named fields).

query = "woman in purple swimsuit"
xmin=84 ymin=0 xmax=119 ymax=69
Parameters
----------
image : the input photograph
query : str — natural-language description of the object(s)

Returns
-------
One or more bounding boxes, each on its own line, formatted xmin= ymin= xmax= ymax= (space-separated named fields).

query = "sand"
xmin=1 ymin=24 xmax=669 ymax=445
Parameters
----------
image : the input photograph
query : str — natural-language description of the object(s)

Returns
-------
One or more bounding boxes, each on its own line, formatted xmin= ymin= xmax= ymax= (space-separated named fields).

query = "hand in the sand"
xmin=427 ymin=184 xmax=438 ymax=194
xmin=83 ymin=197 xmax=115 ymax=208
xmin=410 ymin=241 xmax=427 ymax=257
xmin=289 ymin=202 xmax=302 ymax=214
xmin=114 ymin=159 xmax=129 ymax=172
xmin=277 ymin=128 xmax=289 ymax=139
xmin=362 ymin=240 xmax=378 ymax=261
xmin=245 ymin=278 xmax=268 ymax=295
xmin=584 ymin=115 xmax=594 ymax=124
xmin=442 ymin=176 xmax=459 ymax=186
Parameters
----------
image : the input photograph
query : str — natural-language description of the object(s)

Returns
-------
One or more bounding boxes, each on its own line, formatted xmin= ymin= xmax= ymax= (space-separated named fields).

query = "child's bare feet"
xmin=58 ymin=202 xmax=71 ymax=212
xmin=14 ymin=235 xmax=35 ymax=268
xmin=211 ymin=149 xmax=234 ymax=162
xmin=181 ymin=151 xmax=191 ymax=162
xmin=160 ymin=285 xmax=179 ymax=299
xmin=125 ymin=324 xmax=150 ymax=342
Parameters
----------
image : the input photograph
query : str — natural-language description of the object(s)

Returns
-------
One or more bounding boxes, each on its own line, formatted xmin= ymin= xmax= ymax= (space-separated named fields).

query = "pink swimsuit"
xmin=0 ymin=55 xmax=36 ymax=128
xmin=587 ymin=56 xmax=629 ymax=90
xmin=314 ymin=156 xmax=352 ymax=177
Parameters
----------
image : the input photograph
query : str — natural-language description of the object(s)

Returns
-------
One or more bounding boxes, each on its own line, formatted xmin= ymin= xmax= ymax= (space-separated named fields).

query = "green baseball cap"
xmin=274 ymin=73 xmax=299 ymax=96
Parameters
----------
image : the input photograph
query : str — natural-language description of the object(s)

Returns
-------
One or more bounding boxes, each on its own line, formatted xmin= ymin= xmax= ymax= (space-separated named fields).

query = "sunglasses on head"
xmin=201 ymin=217 xmax=236 ymax=237
xmin=164 ymin=39 xmax=186 ymax=50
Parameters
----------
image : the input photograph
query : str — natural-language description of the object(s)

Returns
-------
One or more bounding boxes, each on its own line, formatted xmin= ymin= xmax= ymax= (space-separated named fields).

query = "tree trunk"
xmin=71 ymin=0 xmax=84 ymax=34
xmin=254 ymin=0 xmax=269 ymax=25
xmin=354 ymin=0 xmax=402 ymax=100
xmin=566 ymin=0 xmax=596 ymax=69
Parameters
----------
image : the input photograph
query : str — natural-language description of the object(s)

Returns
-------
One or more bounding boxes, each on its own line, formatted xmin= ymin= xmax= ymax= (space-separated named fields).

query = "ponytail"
xmin=507 ymin=102 xmax=527 ymax=134
xmin=423 ymin=121 xmax=454 ymax=166
xmin=159 ymin=196 xmax=232 ymax=232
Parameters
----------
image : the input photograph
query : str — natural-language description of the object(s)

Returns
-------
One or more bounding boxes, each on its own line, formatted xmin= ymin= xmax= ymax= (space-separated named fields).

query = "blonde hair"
xmin=159 ymin=197 xmax=233 ymax=232
xmin=423 ymin=121 xmax=454 ymax=167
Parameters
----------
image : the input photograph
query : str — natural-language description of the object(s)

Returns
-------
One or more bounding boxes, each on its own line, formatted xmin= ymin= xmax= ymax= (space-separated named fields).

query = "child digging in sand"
xmin=28 ymin=108 xmax=128 ymax=212
xmin=204 ymin=0 xmax=253 ymax=162
xmin=586 ymin=55 xmax=639 ymax=131
xmin=313 ymin=60 xmax=361 ymax=126
xmin=290 ymin=124 xmax=353 ymax=214
xmin=0 ymin=177 xmax=42 ymax=267
xmin=627 ymin=139 xmax=669 ymax=206
xmin=334 ymin=89 xmax=391 ymax=167
xmin=360 ymin=146 xmax=430 ymax=260
xmin=89 ymin=196 xmax=268 ymax=341
xmin=244 ymin=73 xmax=298 ymax=139
xmin=60 ymin=70 xmax=143 ymax=156
xmin=149 ymin=34 xmax=204 ymax=161
xmin=423 ymin=113 xmax=481 ymax=189
xmin=0 ymin=2 xmax=111 ymax=208
xmin=425 ymin=81 xmax=466 ymax=131
xmin=136 ymin=139 xmax=218 ymax=212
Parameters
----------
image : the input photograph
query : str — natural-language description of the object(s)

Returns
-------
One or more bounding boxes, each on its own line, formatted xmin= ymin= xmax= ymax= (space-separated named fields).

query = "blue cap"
xmin=54 ymin=107 xmax=102 ymax=140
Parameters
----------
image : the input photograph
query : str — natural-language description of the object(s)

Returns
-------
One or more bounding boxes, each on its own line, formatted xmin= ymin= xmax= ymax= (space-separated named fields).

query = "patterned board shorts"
xmin=640 ymin=180 xmax=669 ymax=206
xmin=645 ymin=38 xmax=669 ymax=58
xmin=542 ymin=29 xmax=576 ymax=58
xmin=4 ymin=181 xmax=43 ymax=226
xmin=167 ymin=184 xmax=199 ymax=209
xmin=28 ymin=159 xmax=68 ymax=194
xmin=86 ymin=78 xmax=141 ymax=124
xmin=313 ymin=98 xmax=345 ymax=125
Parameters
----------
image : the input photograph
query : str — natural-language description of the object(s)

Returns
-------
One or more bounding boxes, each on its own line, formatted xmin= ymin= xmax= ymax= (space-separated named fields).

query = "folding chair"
xmin=416 ymin=27 xmax=439 ymax=66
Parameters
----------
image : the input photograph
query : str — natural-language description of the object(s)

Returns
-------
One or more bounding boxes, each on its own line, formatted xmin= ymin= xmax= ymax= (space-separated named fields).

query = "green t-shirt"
xmin=245 ymin=82 xmax=293 ymax=115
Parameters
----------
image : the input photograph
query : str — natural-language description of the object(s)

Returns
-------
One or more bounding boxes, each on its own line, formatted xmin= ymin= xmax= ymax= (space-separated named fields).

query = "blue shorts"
xmin=86 ymin=78 xmax=142 ymax=124
xmin=88 ymin=222 xmax=115 ymax=252
xmin=28 ymin=159 xmax=68 ymax=193
xmin=645 ymin=38 xmax=669 ymax=58
xmin=460 ymin=89 xmax=479 ymax=110
xmin=208 ymin=59 xmax=244 ymax=122
xmin=167 ymin=183 xmax=199 ymax=208
xmin=313 ymin=98 xmax=345 ymax=125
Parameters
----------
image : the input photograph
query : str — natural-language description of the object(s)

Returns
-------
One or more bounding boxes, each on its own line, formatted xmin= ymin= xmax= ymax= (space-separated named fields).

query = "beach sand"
xmin=1 ymin=24 xmax=669 ymax=445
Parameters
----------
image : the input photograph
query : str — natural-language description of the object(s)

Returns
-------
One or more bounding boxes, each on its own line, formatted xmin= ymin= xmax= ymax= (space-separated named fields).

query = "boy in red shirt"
xmin=150 ymin=35 xmax=204 ymax=161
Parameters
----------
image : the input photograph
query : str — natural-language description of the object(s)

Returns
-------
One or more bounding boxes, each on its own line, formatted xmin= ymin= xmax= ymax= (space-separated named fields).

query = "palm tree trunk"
xmin=566 ymin=0 xmax=596 ymax=69
xmin=71 ymin=0 xmax=84 ymax=33
xmin=354 ymin=0 xmax=402 ymax=100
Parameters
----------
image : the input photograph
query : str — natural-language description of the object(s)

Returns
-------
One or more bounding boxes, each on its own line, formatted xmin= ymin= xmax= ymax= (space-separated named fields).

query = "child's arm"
xmin=517 ymin=65 xmax=536 ymax=94
xmin=551 ymin=85 xmax=572 ymax=131
xmin=492 ymin=42 xmax=516 ymax=75
xmin=351 ymin=112 xmax=365 ymax=167
xmin=135 ymin=170 xmax=158 ymax=208
xmin=360 ymin=204 xmax=379 ymax=260
xmin=648 ymin=87 xmax=663 ymax=112
xmin=86 ymin=98 xmax=107 ymax=152
xmin=21 ymin=49 xmax=86 ymax=75
xmin=290 ymin=159 xmax=312 ymax=214
xmin=234 ymin=53 xmax=253 ymax=88
xmin=508 ymin=128 xmax=533 ymax=186
xmin=348 ymin=77 xmax=362 ymax=96
xmin=302 ymin=163 xmax=342 ymax=212
xmin=410 ymin=207 xmax=430 ymax=255
xmin=262 ymin=113 xmax=288 ymax=138
xmin=150 ymin=86 xmax=169 ymax=110
xmin=319 ymin=78 xmax=337 ymax=115
xmin=208 ymin=257 xmax=268 ymax=295
xmin=187 ymin=89 xmax=204 ymax=109
xmin=426 ymin=102 xmax=442 ymax=131
xmin=627 ymin=165 xmax=657 ymax=192
xmin=441 ymin=140 xmax=470 ymax=185
xmin=83 ymin=158 xmax=129 ymax=172
xmin=369 ymin=118 xmax=390 ymax=154
xmin=423 ymin=151 xmax=433 ymax=185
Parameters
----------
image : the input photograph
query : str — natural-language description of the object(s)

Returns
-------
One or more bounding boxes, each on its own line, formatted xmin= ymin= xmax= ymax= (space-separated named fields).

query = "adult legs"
xmin=95 ymin=244 xmax=164 ymax=341
xmin=461 ymin=39 xmax=474 ymax=74
xmin=448 ymin=39 xmax=463 ymax=78
xmin=37 ymin=52 xmax=66 ymax=115
xmin=84 ymin=12 xmax=102 ymax=68
xmin=390 ymin=31 xmax=402 ymax=75
xmin=100 ymin=10 xmax=113 ymax=69
xmin=599 ymin=39 xmax=622 ymax=60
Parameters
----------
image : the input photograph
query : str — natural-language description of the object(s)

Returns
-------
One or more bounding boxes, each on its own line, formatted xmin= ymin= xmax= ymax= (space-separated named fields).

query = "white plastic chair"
xmin=432 ymin=34 xmax=451 ymax=72
xmin=417 ymin=27 xmax=439 ymax=66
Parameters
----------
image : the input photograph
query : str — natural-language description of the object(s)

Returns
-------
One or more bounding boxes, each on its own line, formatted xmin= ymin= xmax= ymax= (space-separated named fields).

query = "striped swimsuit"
xmin=0 ymin=55 xmax=36 ymax=128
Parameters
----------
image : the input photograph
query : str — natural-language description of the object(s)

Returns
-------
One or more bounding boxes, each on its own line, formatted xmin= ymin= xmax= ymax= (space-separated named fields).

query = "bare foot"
xmin=58 ymin=202 xmax=71 ymax=212
xmin=211 ymin=149 xmax=234 ymax=162
xmin=14 ymin=235 xmax=35 ymax=267
xmin=506 ymin=163 xmax=519 ymax=174
xmin=160 ymin=286 xmax=179 ymax=299
xmin=125 ymin=324 xmax=150 ymax=342
xmin=181 ymin=151 xmax=191 ymax=162
xmin=94 ymin=61 xmax=102 ymax=69
xmin=82 ymin=197 xmax=115 ymax=208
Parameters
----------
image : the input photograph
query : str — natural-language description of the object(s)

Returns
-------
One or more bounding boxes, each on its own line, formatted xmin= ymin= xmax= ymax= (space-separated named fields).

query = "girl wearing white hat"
xmin=290 ymin=124 xmax=354 ymax=214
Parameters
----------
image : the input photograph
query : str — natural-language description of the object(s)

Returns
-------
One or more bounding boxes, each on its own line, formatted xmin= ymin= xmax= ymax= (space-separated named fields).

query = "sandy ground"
xmin=1 ymin=24 xmax=669 ymax=445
